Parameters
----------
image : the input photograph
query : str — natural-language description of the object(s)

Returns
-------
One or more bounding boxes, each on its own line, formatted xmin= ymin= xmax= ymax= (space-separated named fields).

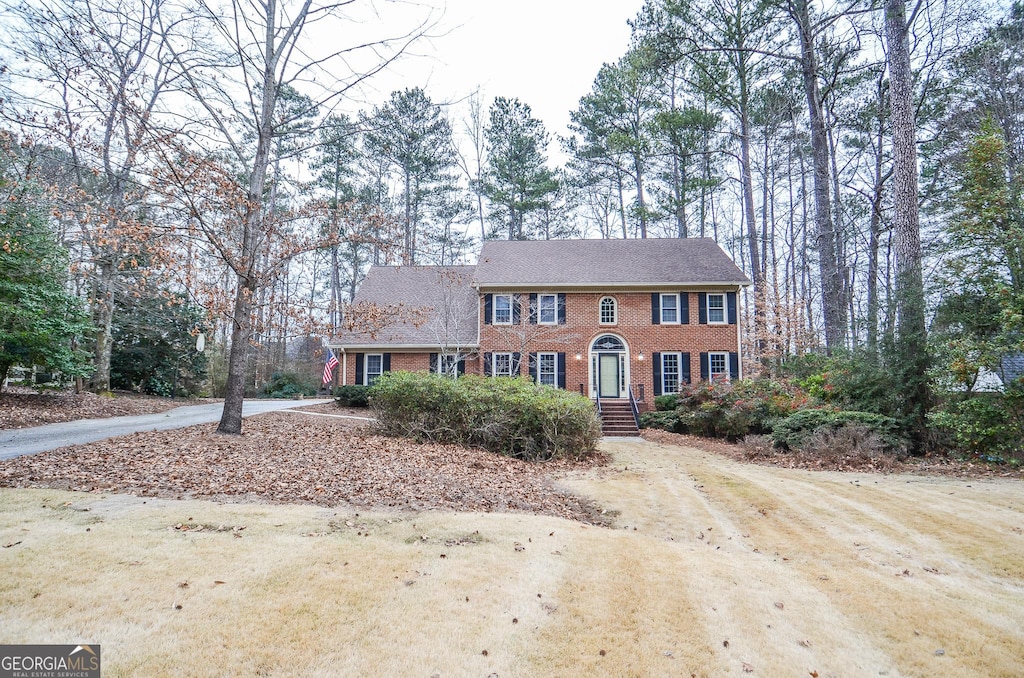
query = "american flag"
xmin=322 ymin=349 xmax=339 ymax=385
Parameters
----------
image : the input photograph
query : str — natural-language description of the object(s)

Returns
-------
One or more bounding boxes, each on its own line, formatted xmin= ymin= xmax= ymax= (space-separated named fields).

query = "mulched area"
xmin=641 ymin=429 xmax=1024 ymax=479
xmin=0 ymin=411 xmax=608 ymax=523
xmin=0 ymin=387 xmax=212 ymax=430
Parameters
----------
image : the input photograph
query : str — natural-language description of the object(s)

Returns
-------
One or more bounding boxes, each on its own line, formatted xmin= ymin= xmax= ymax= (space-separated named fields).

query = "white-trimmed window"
xmin=538 ymin=294 xmax=557 ymax=325
xmin=707 ymin=293 xmax=726 ymax=324
xmin=492 ymin=352 xmax=515 ymax=377
xmin=661 ymin=352 xmax=681 ymax=394
xmin=537 ymin=352 xmax=557 ymax=386
xmin=436 ymin=354 xmax=459 ymax=377
xmin=709 ymin=352 xmax=729 ymax=382
xmin=365 ymin=353 xmax=383 ymax=385
xmin=600 ymin=297 xmax=617 ymax=325
xmin=660 ymin=293 xmax=680 ymax=324
xmin=493 ymin=294 xmax=512 ymax=324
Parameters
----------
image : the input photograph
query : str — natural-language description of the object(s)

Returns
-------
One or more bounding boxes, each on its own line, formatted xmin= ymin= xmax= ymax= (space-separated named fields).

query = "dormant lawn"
xmin=2 ymin=431 xmax=1022 ymax=676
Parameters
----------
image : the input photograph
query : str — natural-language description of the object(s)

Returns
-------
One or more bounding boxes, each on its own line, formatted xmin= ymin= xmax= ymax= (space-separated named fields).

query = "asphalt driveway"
xmin=0 ymin=399 xmax=330 ymax=459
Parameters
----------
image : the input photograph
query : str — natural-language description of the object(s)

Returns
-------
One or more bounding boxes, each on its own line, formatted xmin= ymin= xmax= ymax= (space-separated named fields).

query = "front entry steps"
xmin=599 ymin=399 xmax=639 ymax=437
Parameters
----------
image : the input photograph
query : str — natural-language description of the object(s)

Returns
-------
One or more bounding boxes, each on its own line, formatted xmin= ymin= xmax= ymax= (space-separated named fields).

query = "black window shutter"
xmin=652 ymin=352 xmax=662 ymax=396
xmin=484 ymin=294 xmax=493 ymax=325
xmin=511 ymin=352 xmax=521 ymax=375
xmin=429 ymin=353 xmax=438 ymax=373
xmin=681 ymin=352 xmax=691 ymax=384
xmin=512 ymin=294 xmax=521 ymax=325
xmin=729 ymin=352 xmax=740 ymax=380
xmin=557 ymin=353 xmax=566 ymax=388
xmin=529 ymin=294 xmax=538 ymax=324
xmin=727 ymin=292 xmax=738 ymax=324
xmin=355 ymin=353 xmax=364 ymax=385
xmin=557 ymin=294 xmax=567 ymax=325
xmin=528 ymin=352 xmax=538 ymax=381
xmin=382 ymin=353 xmax=391 ymax=372
xmin=680 ymin=293 xmax=690 ymax=324
xmin=698 ymin=293 xmax=708 ymax=324
xmin=457 ymin=358 xmax=466 ymax=375
xmin=483 ymin=352 xmax=492 ymax=376
xmin=700 ymin=352 xmax=709 ymax=380
xmin=651 ymin=293 xmax=660 ymax=325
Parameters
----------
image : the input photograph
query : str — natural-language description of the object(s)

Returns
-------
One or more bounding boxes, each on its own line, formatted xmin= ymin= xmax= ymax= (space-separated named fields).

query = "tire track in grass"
xmin=685 ymin=455 xmax=1024 ymax=677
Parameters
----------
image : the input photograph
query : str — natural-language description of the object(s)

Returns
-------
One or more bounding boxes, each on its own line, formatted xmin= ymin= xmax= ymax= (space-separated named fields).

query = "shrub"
xmin=770 ymin=409 xmax=906 ymax=453
xmin=333 ymin=384 xmax=370 ymax=408
xmin=792 ymin=352 xmax=901 ymax=418
xmin=640 ymin=410 xmax=681 ymax=432
xmin=928 ymin=387 xmax=1024 ymax=463
xmin=654 ymin=394 xmax=679 ymax=411
xmin=262 ymin=372 xmax=316 ymax=399
xmin=642 ymin=379 xmax=808 ymax=441
xmin=800 ymin=424 xmax=901 ymax=467
xmin=368 ymin=371 xmax=601 ymax=461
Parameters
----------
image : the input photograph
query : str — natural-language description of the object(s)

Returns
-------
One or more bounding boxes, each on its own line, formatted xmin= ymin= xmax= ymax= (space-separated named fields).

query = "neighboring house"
xmin=329 ymin=238 xmax=751 ymax=411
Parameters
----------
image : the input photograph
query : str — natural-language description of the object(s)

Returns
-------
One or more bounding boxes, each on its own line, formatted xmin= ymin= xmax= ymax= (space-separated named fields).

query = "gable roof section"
xmin=335 ymin=265 xmax=478 ymax=348
xmin=476 ymin=238 xmax=751 ymax=288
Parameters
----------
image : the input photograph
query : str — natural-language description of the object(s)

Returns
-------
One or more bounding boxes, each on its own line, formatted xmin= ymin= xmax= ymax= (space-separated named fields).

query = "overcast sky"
xmin=363 ymin=0 xmax=648 ymax=155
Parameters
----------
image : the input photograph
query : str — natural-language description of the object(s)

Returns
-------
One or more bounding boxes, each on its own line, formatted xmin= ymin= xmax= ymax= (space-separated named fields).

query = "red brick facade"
xmin=477 ymin=290 xmax=740 ymax=409
xmin=339 ymin=288 xmax=741 ymax=411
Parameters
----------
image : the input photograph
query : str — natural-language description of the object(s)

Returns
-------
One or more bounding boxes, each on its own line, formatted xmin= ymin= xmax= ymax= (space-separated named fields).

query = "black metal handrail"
xmin=595 ymin=390 xmax=602 ymax=417
xmin=628 ymin=385 xmax=641 ymax=430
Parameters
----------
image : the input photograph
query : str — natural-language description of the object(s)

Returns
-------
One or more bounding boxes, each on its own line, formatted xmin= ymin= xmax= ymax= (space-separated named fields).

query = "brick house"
xmin=329 ymin=238 xmax=750 ymax=425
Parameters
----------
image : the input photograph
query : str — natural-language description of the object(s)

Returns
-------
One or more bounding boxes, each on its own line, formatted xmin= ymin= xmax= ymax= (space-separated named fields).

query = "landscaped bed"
xmin=0 ymin=411 xmax=606 ymax=523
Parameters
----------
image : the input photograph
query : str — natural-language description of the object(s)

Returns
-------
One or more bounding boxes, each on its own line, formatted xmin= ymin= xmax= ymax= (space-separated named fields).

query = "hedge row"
xmin=368 ymin=371 xmax=601 ymax=461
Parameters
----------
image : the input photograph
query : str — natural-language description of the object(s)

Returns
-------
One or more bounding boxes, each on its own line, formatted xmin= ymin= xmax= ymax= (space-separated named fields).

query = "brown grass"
xmin=1 ymin=435 xmax=1022 ymax=676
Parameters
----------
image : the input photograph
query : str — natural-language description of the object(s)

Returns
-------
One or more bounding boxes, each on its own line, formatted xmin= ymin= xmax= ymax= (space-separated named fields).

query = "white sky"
xmin=363 ymin=0 xmax=648 ymax=156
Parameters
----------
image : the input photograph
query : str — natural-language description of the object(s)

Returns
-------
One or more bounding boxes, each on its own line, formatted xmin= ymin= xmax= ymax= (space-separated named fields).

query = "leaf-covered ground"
xmin=0 ymin=412 xmax=606 ymax=523
xmin=0 ymin=387 xmax=211 ymax=430
xmin=641 ymin=428 xmax=1024 ymax=479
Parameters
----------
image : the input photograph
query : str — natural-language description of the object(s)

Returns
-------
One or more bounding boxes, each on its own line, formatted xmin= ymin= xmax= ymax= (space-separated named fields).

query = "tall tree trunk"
xmin=792 ymin=0 xmax=845 ymax=352
xmin=885 ymin=0 xmax=929 ymax=450
xmin=867 ymin=75 xmax=886 ymax=356
xmin=634 ymin=154 xmax=648 ymax=238
xmin=90 ymin=260 xmax=116 ymax=392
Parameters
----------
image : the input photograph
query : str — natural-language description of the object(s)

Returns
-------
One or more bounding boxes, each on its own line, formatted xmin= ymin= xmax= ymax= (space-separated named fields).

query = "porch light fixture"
xmin=638 ymin=350 xmax=645 ymax=361
xmin=575 ymin=352 xmax=583 ymax=361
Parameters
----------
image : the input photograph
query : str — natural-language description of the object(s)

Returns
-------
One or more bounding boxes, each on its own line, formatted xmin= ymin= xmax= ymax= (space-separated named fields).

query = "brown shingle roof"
xmin=334 ymin=265 xmax=478 ymax=348
xmin=476 ymin=238 xmax=750 ymax=287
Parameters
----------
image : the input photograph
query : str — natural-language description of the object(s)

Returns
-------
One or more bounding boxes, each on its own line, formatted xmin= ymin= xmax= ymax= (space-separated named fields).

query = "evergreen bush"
xmin=333 ymin=384 xmax=371 ymax=407
xmin=263 ymin=372 xmax=317 ymax=398
xmin=928 ymin=386 xmax=1024 ymax=464
xmin=770 ymin=409 xmax=906 ymax=453
xmin=369 ymin=371 xmax=600 ymax=461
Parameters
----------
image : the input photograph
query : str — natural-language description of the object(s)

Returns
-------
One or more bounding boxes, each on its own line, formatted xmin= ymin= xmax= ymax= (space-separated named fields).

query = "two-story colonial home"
xmin=329 ymin=238 xmax=751 ymax=434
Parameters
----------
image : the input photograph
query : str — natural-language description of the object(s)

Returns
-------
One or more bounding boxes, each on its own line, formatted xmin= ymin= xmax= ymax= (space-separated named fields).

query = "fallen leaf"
xmin=774 ymin=602 xmax=784 ymax=610
xmin=743 ymin=662 xmax=754 ymax=673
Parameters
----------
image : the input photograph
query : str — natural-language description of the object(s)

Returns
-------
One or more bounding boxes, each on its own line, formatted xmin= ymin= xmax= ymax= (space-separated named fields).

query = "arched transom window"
xmin=599 ymin=296 xmax=617 ymax=325
xmin=591 ymin=334 xmax=625 ymax=352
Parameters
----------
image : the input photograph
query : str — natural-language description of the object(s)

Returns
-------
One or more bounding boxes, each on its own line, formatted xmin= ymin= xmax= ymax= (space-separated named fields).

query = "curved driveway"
xmin=0 ymin=399 xmax=331 ymax=460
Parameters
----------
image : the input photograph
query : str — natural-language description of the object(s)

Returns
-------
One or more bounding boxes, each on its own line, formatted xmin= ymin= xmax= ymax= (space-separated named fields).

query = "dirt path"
xmin=1 ymin=437 xmax=1021 ymax=677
